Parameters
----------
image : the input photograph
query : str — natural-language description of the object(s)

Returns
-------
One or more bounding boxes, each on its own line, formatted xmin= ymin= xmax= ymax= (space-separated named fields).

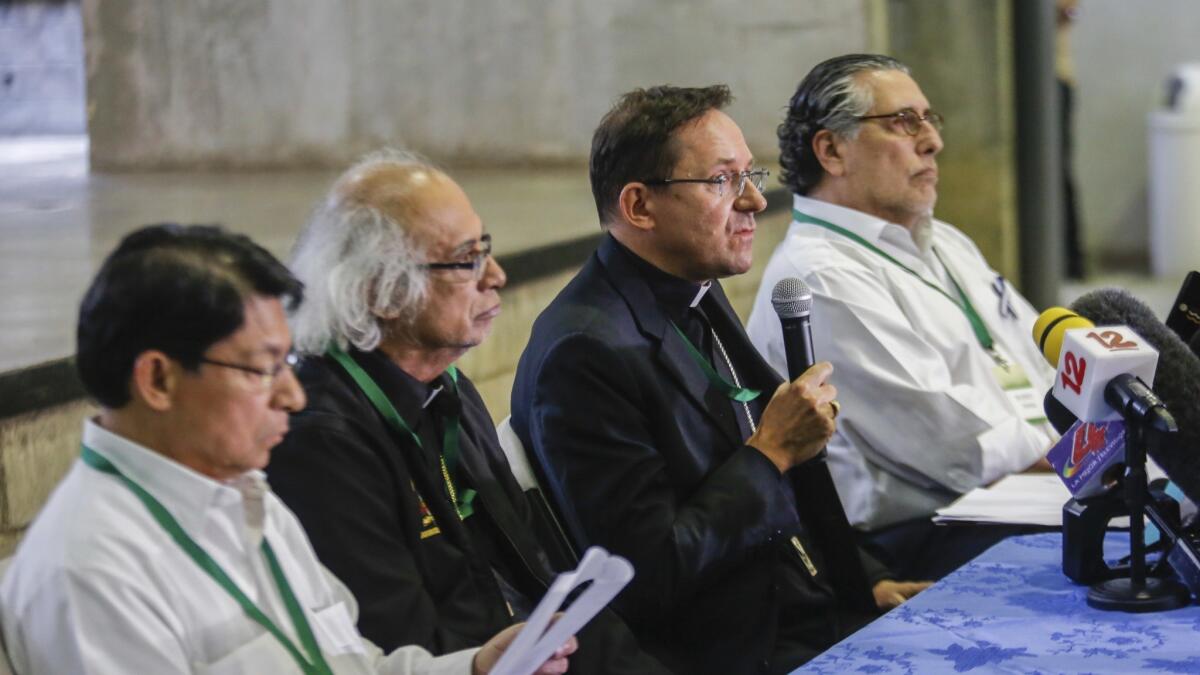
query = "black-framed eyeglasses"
xmin=643 ymin=169 xmax=770 ymax=198
xmin=855 ymin=109 xmax=944 ymax=136
xmin=421 ymin=233 xmax=493 ymax=282
xmin=199 ymin=350 xmax=299 ymax=389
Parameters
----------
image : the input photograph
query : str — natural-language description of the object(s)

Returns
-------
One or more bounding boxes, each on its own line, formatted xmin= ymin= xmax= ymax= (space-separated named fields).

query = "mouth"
xmin=266 ymin=424 xmax=289 ymax=446
xmin=913 ymin=167 xmax=939 ymax=183
xmin=476 ymin=304 xmax=502 ymax=321
xmin=730 ymin=222 xmax=756 ymax=238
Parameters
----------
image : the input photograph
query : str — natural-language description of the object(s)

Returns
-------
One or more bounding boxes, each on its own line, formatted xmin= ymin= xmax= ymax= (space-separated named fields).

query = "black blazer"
xmin=268 ymin=350 xmax=669 ymax=674
xmin=511 ymin=236 xmax=884 ymax=674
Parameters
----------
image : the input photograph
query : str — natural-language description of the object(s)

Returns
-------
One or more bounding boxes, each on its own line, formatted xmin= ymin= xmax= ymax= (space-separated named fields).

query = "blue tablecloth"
xmin=796 ymin=533 xmax=1200 ymax=674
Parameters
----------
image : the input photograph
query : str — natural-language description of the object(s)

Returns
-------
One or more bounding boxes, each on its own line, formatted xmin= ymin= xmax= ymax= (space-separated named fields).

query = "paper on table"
xmin=933 ymin=473 xmax=1130 ymax=528
xmin=489 ymin=546 xmax=633 ymax=675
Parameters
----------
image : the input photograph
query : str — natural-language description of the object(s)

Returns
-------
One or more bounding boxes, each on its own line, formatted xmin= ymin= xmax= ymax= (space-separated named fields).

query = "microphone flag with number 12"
xmin=1051 ymin=324 xmax=1158 ymax=423
xmin=1033 ymin=308 xmax=1153 ymax=497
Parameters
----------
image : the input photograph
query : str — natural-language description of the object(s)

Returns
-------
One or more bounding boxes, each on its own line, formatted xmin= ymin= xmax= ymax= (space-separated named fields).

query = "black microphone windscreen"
xmin=1070 ymin=288 xmax=1200 ymax=503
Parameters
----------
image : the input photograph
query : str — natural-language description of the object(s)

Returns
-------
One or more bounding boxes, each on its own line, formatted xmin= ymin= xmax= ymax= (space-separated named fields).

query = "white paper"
xmin=489 ymin=547 xmax=633 ymax=675
xmin=933 ymin=473 xmax=1131 ymax=528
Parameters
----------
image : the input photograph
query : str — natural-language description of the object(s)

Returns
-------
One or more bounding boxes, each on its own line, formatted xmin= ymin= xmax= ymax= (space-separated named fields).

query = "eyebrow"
xmin=249 ymin=344 xmax=287 ymax=360
xmin=711 ymin=156 xmax=755 ymax=170
xmin=448 ymin=232 xmax=488 ymax=257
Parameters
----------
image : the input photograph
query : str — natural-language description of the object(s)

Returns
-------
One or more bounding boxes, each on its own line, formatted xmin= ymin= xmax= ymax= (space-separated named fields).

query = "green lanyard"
xmin=793 ymin=209 xmax=995 ymax=351
xmin=669 ymin=321 xmax=761 ymax=403
xmin=327 ymin=344 xmax=476 ymax=520
xmin=79 ymin=445 xmax=334 ymax=675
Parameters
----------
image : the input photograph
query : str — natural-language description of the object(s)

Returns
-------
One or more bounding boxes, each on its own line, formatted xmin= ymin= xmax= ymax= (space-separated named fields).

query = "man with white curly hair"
xmin=269 ymin=150 xmax=670 ymax=675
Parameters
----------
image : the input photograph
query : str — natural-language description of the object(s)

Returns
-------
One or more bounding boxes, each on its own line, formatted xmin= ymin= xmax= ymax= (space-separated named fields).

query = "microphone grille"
xmin=771 ymin=277 xmax=813 ymax=319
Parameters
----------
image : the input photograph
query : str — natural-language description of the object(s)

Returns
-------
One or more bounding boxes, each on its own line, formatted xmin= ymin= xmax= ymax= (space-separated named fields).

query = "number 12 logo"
xmin=1085 ymin=330 xmax=1138 ymax=351
xmin=1061 ymin=352 xmax=1087 ymax=394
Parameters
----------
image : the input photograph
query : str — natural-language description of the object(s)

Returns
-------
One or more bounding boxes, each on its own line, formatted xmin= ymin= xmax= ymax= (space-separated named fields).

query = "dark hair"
xmin=589 ymin=84 xmax=733 ymax=224
xmin=778 ymin=54 xmax=909 ymax=195
xmin=76 ymin=223 xmax=303 ymax=408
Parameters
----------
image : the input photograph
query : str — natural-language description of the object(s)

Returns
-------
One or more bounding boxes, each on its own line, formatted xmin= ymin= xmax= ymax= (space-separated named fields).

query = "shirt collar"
xmin=609 ymin=236 xmax=712 ymax=321
xmin=81 ymin=418 xmax=266 ymax=541
xmin=792 ymin=193 xmax=922 ymax=258
xmin=347 ymin=348 xmax=443 ymax=426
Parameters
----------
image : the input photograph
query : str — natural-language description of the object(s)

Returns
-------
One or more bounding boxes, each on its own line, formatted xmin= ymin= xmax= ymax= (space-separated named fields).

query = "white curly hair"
xmin=288 ymin=148 xmax=437 ymax=355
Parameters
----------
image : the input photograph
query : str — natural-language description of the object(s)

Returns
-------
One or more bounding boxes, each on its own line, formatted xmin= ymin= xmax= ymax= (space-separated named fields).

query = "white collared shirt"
xmin=746 ymin=195 xmax=1057 ymax=530
xmin=0 ymin=419 xmax=476 ymax=675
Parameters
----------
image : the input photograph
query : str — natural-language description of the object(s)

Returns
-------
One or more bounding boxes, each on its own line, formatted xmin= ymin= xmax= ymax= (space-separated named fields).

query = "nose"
xmin=272 ymin=366 xmax=307 ymax=413
xmin=918 ymin=123 xmax=943 ymax=156
xmin=480 ymin=254 xmax=507 ymax=290
xmin=735 ymin=178 xmax=768 ymax=213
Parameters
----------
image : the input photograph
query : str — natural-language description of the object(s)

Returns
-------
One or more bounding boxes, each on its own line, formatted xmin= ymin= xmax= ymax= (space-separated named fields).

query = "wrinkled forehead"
xmin=858 ymin=69 xmax=931 ymax=114
xmin=209 ymin=294 xmax=292 ymax=359
xmin=337 ymin=164 xmax=480 ymax=253
xmin=336 ymin=163 xmax=445 ymax=220
xmin=669 ymin=109 xmax=754 ymax=175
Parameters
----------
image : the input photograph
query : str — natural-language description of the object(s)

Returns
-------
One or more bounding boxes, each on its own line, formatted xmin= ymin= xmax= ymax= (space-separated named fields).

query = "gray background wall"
xmin=1071 ymin=0 xmax=1200 ymax=268
xmin=0 ymin=0 xmax=85 ymax=135
xmin=82 ymin=0 xmax=875 ymax=169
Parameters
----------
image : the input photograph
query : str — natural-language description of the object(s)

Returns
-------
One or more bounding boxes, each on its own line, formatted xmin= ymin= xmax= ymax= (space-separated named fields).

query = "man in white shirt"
xmin=0 ymin=224 xmax=574 ymax=674
xmin=747 ymin=54 xmax=1057 ymax=579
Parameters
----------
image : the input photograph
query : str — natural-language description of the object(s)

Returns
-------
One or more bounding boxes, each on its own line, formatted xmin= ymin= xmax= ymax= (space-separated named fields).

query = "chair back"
xmin=497 ymin=415 xmax=541 ymax=492
xmin=496 ymin=416 xmax=578 ymax=566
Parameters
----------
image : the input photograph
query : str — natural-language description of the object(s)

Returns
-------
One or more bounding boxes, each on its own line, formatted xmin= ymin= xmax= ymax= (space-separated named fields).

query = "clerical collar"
xmin=344 ymin=348 xmax=445 ymax=425
xmin=610 ymin=237 xmax=712 ymax=319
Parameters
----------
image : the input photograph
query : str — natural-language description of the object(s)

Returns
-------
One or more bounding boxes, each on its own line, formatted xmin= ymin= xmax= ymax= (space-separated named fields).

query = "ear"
xmin=129 ymin=351 xmax=179 ymax=412
xmin=616 ymin=182 xmax=657 ymax=233
xmin=811 ymin=128 xmax=849 ymax=178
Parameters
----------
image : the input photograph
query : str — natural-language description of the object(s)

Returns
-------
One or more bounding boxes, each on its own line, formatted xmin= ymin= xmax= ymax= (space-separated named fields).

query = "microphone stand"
xmin=1082 ymin=388 xmax=1190 ymax=612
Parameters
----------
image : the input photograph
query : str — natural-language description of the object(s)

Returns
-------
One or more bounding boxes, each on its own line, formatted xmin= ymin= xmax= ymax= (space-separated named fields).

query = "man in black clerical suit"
xmin=267 ymin=148 xmax=669 ymax=674
xmin=510 ymin=86 xmax=929 ymax=675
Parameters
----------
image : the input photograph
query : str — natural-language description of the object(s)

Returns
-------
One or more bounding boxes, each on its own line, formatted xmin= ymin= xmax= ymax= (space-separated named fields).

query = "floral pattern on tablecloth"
xmin=797 ymin=533 xmax=1200 ymax=674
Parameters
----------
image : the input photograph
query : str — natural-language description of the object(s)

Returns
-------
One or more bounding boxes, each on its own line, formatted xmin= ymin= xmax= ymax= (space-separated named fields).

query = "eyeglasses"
xmin=644 ymin=169 xmax=770 ymax=198
xmin=421 ymin=233 xmax=493 ymax=282
xmin=855 ymin=109 xmax=944 ymax=136
xmin=199 ymin=350 xmax=299 ymax=389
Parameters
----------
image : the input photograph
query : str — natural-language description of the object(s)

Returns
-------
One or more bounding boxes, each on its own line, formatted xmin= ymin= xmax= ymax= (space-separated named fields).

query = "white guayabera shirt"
xmin=747 ymin=195 xmax=1057 ymax=531
xmin=0 ymin=420 xmax=477 ymax=675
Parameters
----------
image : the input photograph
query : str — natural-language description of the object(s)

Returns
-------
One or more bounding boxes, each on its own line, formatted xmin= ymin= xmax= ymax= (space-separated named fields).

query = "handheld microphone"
xmin=1070 ymin=289 xmax=1200 ymax=504
xmin=1165 ymin=271 xmax=1200 ymax=347
xmin=769 ymin=277 xmax=875 ymax=612
xmin=771 ymin=277 xmax=815 ymax=380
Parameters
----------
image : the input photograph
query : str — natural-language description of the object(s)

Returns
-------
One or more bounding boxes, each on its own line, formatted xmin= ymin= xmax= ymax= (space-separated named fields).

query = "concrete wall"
xmin=82 ymin=0 xmax=873 ymax=169
xmin=1071 ymin=0 xmax=1200 ymax=270
xmin=0 ymin=0 xmax=86 ymax=135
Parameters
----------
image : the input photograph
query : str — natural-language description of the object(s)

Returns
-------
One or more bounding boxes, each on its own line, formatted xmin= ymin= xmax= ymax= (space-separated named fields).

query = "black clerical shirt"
xmin=612 ymin=243 xmax=855 ymax=670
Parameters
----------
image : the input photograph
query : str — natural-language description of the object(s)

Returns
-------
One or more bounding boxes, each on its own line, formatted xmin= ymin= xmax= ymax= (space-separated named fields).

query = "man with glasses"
xmin=511 ymin=85 xmax=927 ymax=675
xmin=268 ymin=150 xmax=668 ymax=674
xmin=747 ymin=54 xmax=1056 ymax=580
xmin=0 ymin=223 xmax=576 ymax=674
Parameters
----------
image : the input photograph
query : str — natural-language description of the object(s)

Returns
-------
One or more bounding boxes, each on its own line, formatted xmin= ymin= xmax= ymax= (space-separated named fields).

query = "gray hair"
xmin=289 ymin=148 xmax=433 ymax=355
xmin=778 ymin=54 xmax=910 ymax=195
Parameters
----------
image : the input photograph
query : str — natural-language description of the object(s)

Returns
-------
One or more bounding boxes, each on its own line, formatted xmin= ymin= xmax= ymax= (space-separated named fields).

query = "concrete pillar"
xmin=886 ymin=0 xmax=1021 ymax=285
xmin=1011 ymin=0 xmax=1062 ymax=308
